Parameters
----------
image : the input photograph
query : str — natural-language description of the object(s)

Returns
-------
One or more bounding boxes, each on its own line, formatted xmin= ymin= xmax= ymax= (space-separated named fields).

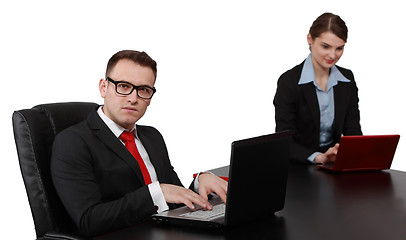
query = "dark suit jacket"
xmin=273 ymin=61 xmax=362 ymax=163
xmin=51 ymin=108 xmax=184 ymax=237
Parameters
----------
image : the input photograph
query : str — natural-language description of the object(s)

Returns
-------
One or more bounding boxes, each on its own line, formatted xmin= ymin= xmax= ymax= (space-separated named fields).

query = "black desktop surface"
xmin=95 ymin=164 xmax=406 ymax=240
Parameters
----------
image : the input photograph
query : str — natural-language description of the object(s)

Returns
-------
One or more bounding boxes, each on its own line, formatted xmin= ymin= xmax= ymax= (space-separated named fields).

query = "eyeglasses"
xmin=106 ymin=77 xmax=156 ymax=99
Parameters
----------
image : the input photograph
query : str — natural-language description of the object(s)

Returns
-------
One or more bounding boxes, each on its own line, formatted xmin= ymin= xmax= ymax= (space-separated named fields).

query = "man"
xmin=51 ymin=50 xmax=227 ymax=237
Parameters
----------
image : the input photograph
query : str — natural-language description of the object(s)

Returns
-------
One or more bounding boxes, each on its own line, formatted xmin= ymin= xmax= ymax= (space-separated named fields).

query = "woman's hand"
xmin=314 ymin=143 xmax=340 ymax=165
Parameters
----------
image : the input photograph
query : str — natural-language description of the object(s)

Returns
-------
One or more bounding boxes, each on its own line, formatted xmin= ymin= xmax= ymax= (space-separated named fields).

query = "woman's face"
xmin=308 ymin=31 xmax=346 ymax=71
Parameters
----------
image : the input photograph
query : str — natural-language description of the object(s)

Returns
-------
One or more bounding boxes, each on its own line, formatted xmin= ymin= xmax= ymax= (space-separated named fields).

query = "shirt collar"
xmin=97 ymin=106 xmax=138 ymax=138
xmin=298 ymin=54 xmax=350 ymax=91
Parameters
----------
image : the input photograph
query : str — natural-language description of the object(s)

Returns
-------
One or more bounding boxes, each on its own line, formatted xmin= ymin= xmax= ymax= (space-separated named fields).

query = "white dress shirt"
xmin=97 ymin=107 xmax=169 ymax=212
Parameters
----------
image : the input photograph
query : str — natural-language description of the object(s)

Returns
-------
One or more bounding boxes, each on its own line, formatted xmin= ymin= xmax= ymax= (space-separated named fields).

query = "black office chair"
xmin=12 ymin=102 xmax=99 ymax=240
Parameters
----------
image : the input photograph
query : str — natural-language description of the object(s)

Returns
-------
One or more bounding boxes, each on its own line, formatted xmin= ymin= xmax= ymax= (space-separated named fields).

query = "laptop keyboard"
xmin=180 ymin=203 xmax=226 ymax=219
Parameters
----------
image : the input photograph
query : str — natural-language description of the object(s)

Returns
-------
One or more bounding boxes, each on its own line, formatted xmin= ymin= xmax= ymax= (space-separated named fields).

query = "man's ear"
xmin=99 ymin=79 xmax=107 ymax=98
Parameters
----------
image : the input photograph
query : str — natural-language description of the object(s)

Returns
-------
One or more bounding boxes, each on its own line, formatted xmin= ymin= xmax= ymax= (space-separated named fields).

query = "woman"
xmin=273 ymin=13 xmax=362 ymax=164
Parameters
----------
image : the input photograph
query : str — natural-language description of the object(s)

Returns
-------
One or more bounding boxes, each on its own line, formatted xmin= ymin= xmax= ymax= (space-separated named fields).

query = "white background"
xmin=1 ymin=1 xmax=405 ymax=238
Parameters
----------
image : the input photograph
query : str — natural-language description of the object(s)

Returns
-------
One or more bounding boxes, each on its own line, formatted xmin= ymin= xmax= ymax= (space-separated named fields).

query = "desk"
xmin=95 ymin=164 xmax=406 ymax=240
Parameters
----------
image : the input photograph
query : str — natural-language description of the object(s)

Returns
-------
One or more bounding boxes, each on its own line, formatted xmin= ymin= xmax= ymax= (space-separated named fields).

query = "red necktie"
xmin=120 ymin=131 xmax=152 ymax=185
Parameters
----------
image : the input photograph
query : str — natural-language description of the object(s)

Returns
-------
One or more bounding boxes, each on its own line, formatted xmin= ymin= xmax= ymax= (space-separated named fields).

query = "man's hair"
xmin=105 ymin=50 xmax=157 ymax=80
xmin=309 ymin=13 xmax=348 ymax=42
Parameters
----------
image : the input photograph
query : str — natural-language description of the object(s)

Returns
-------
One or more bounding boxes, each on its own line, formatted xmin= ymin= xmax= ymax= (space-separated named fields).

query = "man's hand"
xmin=198 ymin=173 xmax=228 ymax=204
xmin=314 ymin=143 xmax=340 ymax=165
xmin=160 ymin=184 xmax=212 ymax=210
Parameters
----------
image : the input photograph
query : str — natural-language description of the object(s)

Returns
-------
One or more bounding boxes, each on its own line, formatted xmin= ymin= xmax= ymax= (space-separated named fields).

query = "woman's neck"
xmin=313 ymin=62 xmax=331 ymax=92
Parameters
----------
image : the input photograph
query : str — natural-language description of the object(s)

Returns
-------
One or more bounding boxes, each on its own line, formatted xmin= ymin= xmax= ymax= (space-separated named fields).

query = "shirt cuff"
xmin=308 ymin=152 xmax=321 ymax=163
xmin=148 ymin=181 xmax=169 ymax=213
xmin=193 ymin=171 xmax=214 ymax=192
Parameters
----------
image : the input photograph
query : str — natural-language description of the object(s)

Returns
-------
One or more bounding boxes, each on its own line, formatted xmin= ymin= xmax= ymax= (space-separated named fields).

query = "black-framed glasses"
xmin=106 ymin=77 xmax=156 ymax=99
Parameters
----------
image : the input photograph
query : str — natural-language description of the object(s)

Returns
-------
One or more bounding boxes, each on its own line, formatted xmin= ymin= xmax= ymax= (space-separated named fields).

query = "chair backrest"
xmin=12 ymin=102 xmax=99 ymax=239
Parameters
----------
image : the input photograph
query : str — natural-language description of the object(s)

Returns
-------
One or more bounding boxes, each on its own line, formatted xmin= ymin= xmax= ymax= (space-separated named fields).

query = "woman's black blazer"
xmin=273 ymin=61 xmax=362 ymax=162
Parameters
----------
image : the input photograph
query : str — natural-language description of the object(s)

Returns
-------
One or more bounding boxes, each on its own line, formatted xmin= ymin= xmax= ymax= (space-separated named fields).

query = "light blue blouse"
xmin=298 ymin=54 xmax=350 ymax=163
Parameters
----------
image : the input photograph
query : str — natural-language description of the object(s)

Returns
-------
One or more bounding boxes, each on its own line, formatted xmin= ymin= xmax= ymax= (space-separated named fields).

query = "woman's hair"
xmin=309 ymin=13 xmax=348 ymax=42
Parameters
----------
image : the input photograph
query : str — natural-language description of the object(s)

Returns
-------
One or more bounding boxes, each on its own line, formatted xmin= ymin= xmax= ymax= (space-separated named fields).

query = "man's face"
xmin=99 ymin=59 xmax=155 ymax=130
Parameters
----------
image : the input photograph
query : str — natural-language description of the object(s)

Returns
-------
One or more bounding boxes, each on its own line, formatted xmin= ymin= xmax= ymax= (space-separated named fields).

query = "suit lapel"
xmin=295 ymin=60 xmax=320 ymax=133
xmin=301 ymin=83 xmax=320 ymax=131
xmin=87 ymin=111 xmax=146 ymax=185
xmin=137 ymin=126 xmax=165 ymax=182
xmin=333 ymin=81 xmax=349 ymax=131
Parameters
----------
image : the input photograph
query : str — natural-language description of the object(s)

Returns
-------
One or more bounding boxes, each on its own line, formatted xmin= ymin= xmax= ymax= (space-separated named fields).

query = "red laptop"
xmin=318 ymin=134 xmax=400 ymax=172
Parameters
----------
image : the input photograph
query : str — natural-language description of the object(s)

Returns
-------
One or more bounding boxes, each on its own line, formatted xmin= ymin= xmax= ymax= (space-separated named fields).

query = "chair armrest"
xmin=43 ymin=231 xmax=89 ymax=240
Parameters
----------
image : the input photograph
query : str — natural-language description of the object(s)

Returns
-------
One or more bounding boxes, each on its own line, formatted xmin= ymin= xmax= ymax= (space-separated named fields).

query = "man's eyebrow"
xmin=118 ymin=80 xmax=154 ymax=88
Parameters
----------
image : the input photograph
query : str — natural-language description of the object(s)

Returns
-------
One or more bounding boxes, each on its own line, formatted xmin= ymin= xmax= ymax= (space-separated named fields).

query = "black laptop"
xmin=152 ymin=131 xmax=291 ymax=228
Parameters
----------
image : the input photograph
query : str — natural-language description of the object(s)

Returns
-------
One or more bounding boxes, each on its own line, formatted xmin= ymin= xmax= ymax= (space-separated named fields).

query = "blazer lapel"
xmin=87 ymin=111 xmax=146 ymax=185
xmin=136 ymin=126 xmax=165 ymax=182
xmin=295 ymin=60 xmax=320 ymax=132
xmin=333 ymin=81 xmax=350 ymax=131
xmin=301 ymin=83 xmax=320 ymax=131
